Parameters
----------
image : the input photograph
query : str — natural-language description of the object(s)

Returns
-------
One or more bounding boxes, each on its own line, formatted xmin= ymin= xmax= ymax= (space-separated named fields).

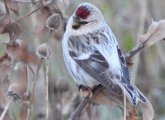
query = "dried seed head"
xmin=8 ymin=91 xmax=21 ymax=101
xmin=46 ymin=14 xmax=61 ymax=31
xmin=36 ymin=43 xmax=51 ymax=59
xmin=8 ymin=84 xmax=22 ymax=101
xmin=56 ymin=78 xmax=69 ymax=92
xmin=5 ymin=39 xmax=29 ymax=62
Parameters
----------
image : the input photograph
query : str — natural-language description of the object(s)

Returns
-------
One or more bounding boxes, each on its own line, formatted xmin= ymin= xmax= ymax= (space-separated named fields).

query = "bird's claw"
xmin=79 ymin=86 xmax=93 ymax=98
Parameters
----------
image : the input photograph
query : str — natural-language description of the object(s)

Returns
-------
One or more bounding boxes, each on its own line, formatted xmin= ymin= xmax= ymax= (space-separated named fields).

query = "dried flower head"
xmin=36 ymin=43 xmax=51 ymax=59
xmin=8 ymin=84 xmax=22 ymax=101
xmin=56 ymin=78 xmax=69 ymax=92
xmin=46 ymin=14 xmax=61 ymax=31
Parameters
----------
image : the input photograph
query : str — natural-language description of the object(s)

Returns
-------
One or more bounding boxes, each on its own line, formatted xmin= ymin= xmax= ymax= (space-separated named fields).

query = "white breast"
xmin=62 ymin=32 xmax=99 ymax=88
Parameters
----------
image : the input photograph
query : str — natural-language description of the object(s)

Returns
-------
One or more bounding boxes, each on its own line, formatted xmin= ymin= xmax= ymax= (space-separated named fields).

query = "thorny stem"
xmin=45 ymin=60 xmax=49 ymax=120
xmin=0 ymin=98 xmax=13 ymax=120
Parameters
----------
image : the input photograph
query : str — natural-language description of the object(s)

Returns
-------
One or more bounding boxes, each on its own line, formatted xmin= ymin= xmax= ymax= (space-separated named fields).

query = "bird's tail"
xmin=123 ymin=83 xmax=146 ymax=106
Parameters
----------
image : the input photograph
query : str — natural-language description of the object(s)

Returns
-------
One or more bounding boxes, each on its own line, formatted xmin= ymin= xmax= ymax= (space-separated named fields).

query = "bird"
xmin=62 ymin=2 xmax=146 ymax=106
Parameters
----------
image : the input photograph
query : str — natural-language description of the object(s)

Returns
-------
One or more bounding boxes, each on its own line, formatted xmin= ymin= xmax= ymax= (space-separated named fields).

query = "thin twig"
xmin=12 ymin=0 xmax=40 ymax=3
xmin=28 ymin=61 xmax=43 ymax=120
xmin=4 ymin=0 xmax=13 ymax=41
xmin=4 ymin=0 xmax=10 ymax=15
xmin=26 ymin=65 xmax=32 ymax=120
xmin=125 ymin=23 xmax=158 ymax=60
xmin=45 ymin=60 xmax=49 ymax=120
xmin=31 ymin=61 xmax=43 ymax=101
xmin=26 ymin=101 xmax=31 ymax=120
xmin=68 ymin=96 xmax=90 ymax=120
xmin=13 ymin=0 xmax=53 ymax=24
xmin=123 ymin=91 xmax=126 ymax=120
xmin=14 ymin=6 xmax=44 ymax=24
xmin=125 ymin=43 xmax=144 ymax=60
xmin=0 ymin=98 xmax=13 ymax=120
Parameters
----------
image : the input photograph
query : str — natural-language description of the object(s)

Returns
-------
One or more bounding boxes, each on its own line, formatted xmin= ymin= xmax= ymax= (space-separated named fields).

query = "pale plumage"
xmin=62 ymin=2 xmax=146 ymax=105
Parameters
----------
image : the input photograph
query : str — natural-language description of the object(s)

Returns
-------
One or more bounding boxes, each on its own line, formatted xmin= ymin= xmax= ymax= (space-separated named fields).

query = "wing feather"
xmin=117 ymin=47 xmax=146 ymax=105
xmin=69 ymin=50 xmax=122 ymax=95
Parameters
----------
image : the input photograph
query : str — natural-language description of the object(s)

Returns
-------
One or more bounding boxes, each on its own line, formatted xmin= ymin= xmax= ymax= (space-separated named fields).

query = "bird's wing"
xmin=69 ymin=49 xmax=121 ymax=95
xmin=116 ymin=46 xmax=130 ymax=84
xmin=117 ymin=47 xmax=147 ymax=105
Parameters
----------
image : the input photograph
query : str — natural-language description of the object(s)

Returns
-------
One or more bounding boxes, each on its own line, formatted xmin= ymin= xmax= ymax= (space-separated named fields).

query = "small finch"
xmin=62 ymin=2 xmax=146 ymax=105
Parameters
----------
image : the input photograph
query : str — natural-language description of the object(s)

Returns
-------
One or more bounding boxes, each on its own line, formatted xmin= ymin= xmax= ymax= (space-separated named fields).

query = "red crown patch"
xmin=75 ymin=6 xmax=90 ymax=19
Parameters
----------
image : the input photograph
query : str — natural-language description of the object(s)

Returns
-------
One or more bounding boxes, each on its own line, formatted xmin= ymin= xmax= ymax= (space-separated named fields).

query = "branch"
xmin=45 ymin=60 xmax=49 ymax=120
xmin=14 ymin=6 xmax=44 ymax=24
xmin=35 ymin=43 xmax=51 ymax=119
xmin=12 ymin=0 xmax=40 ymax=4
xmin=4 ymin=0 xmax=10 ymax=15
xmin=28 ymin=61 xmax=42 ymax=120
xmin=68 ymin=96 xmax=90 ymax=120
xmin=126 ymin=19 xmax=165 ymax=60
xmin=0 ymin=98 xmax=13 ymax=120
xmin=13 ymin=0 xmax=53 ymax=24
xmin=125 ymin=41 xmax=145 ymax=60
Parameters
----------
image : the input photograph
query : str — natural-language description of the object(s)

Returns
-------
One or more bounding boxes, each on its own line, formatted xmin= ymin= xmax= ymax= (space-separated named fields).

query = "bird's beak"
xmin=72 ymin=21 xmax=80 ymax=29
xmin=72 ymin=16 xmax=81 ymax=29
xmin=72 ymin=15 xmax=89 ymax=29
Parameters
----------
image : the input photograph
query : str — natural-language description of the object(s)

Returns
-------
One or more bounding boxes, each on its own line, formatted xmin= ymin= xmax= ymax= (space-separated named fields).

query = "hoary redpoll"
xmin=62 ymin=2 xmax=146 ymax=105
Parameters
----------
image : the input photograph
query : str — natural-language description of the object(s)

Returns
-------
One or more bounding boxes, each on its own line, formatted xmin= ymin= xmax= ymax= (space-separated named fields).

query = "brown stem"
xmin=0 ymin=98 xmax=13 ymax=120
xmin=125 ymin=20 xmax=159 ymax=61
xmin=4 ymin=0 xmax=10 ymax=14
xmin=45 ymin=60 xmax=49 ymax=120
xmin=68 ymin=96 xmax=90 ymax=120
xmin=125 ymin=43 xmax=144 ymax=61
xmin=68 ymin=86 xmax=100 ymax=120
xmin=27 ymin=61 xmax=42 ymax=120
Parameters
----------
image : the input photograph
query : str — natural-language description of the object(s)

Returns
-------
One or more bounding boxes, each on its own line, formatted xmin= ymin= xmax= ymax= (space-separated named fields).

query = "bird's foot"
xmin=79 ymin=85 xmax=93 ymax=98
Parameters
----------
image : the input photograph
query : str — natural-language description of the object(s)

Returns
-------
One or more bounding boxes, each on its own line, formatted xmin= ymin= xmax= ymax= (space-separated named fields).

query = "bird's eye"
xmin=79 ymin=21 xmax=89 ymax=25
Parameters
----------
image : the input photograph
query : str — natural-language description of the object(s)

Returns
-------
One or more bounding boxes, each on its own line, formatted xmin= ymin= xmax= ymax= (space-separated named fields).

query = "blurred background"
xmin=0 ymin=0 xmax=165 ymax=120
